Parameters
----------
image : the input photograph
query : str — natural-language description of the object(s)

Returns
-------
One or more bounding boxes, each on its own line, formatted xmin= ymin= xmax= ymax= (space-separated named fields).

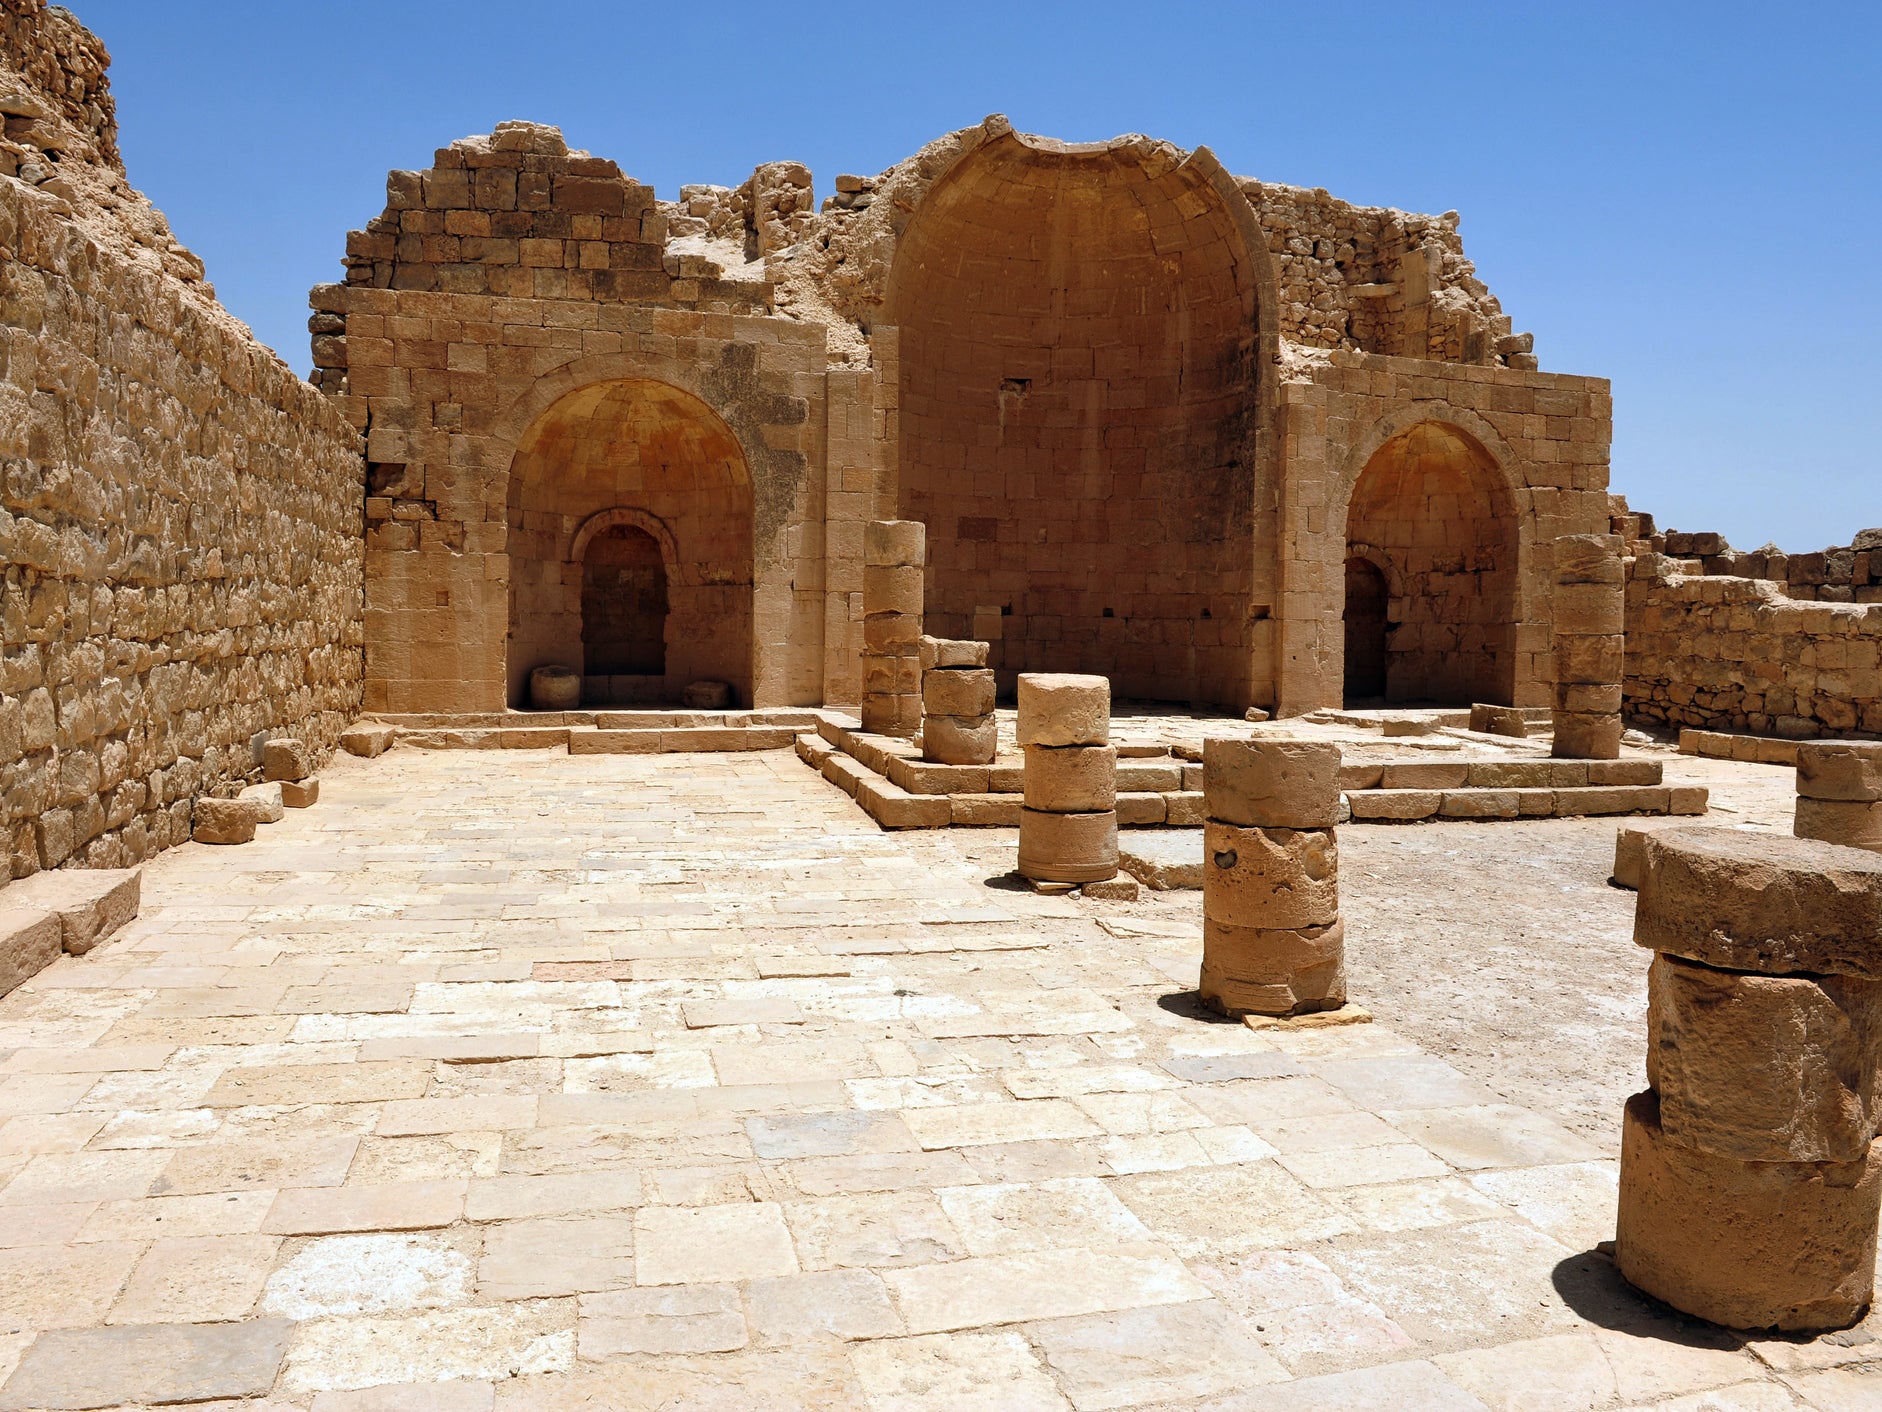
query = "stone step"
xmin=567 ymin=726 xmax=800 ymax=755
xmin=0 ymin=866 xmax=142 ymax=998
xmin=1677 ymin=728 xmax=1807 ymax=765
xmin=1345 ymin=784 xmax=1707 ymax=822
xmin=1339 ymin=758 xmax=1664 ymax=790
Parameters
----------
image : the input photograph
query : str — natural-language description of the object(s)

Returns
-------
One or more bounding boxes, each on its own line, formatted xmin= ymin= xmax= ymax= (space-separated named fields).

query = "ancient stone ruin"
xmin=7 ymin=2 xmax=1882 ymax=1404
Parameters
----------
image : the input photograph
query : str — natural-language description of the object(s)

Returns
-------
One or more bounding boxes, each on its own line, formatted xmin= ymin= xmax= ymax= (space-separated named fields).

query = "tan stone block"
xmin=1202 ymin=738 xmax=1341 ymax=830
xmin=1023 ymin=745 xmax=1117 ymax=813
xmin=923 ymin=715 xmax=997 ymax=767
xmin=1588 ymin=759 xmax=1662 ymax=786
xmin=1669 ymin=785 xmax=1709 ymax=816
xmin=0 ymin=905 xmax=61 ymax=999
xmin=1016 ymin=673 xmax=1110 ymax=747
xmin=1554 ymin=634 xmax=1625 ymax=685
xmin=920 ymin=636 xmax=989 ymax=670
xmin=1795 ymin=798 xmax=1882 ymax=853
xmin=923 ymin=668 xmax=994 ymax=718
xmin=1338 ymin=762 xmax=1385 ymax=790
xmin=1467 ymin=704 xmax=1528 ymax=738
xmin=192 ymin=798 xmax=257 ymax=845
xmin=1379 ymin=761 xmax=1469 ymax=790
xmin=238 ymin=782 xmax=285 ymax=824
xmin=1201 ymin=916 xmax=1345 ymax=1014
xmin=1439 ymin=790 xmax=1520 ymax=819
xmin=1554 ymin=533 xmax=1625 ymax=585
xmin=864 ymin=519 xmax=925 ymax=568
xmin=2 ymin=866 xmax=141 ymax=955
xmin=1798 ymin=742 xmax=1882 ymax=803
xmin=281 ymin=778 xmax=320 ymax=809
xmin=1637 ymin=827 xmax=1882 ymax=977
xmin=951 ymin=793 xmax=1022 ymax=827
xmin=528 ymin=665 xmax=580 ymax=710
xmin=1612 ymin=826 xmax=1653 ymax=889
xmin=1552 ymin=712 xmax=1623 ymax=761
xmin=863 ymin=613 xmax=922 ymax=652
xmin=1616 ymin=1090 xmax=1881 ymax=1332
xmin=1647 ymin=954 xmax=1882 ymax=1163
xmin=341 ymin=723 xmax=396 ymax=758
xmin=1465 ymin=762 xmax=1552 ymax=788
xmin=1203 ymin=820 xmax=1339 ymax=930
xmin=859 ymin=691 xmax=922 ymax=739
xmin=1165 ymin=791 xmax=1206 ymax=826
xmin=861 ymin=654 xmax=921 ymax=695
xmin=262 ymin=737 xmax=315 ymax=782
xmin=863 ymin=564 xmax=923 ymax=617
xmin=1552 ymin=582 xmax=1626 ymax=636
xmin=1017 ymin=808 xmax=1119 ymax=884
xmin=1556 ymin=682 xmax=1624 ymax=714
xmin=1347 ymin=789 xmax=1441 ymax=820
xmin=1115 ymin=792 xmax=1166 ymax=826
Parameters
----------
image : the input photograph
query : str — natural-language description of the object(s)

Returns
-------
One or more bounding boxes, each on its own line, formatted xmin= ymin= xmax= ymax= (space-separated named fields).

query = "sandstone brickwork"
xmin=1795 ymin=742 xmax=1882 ymax=853
xmin=1 ymin=3 xmax=362 ymax=886
xmin=1016 ymin=673 xmax=1117 ymax=884
xmin=920 ymin=635 xmax=994 ymax=765
xmin=1550 ymin=534 xmax=1625 ymax=759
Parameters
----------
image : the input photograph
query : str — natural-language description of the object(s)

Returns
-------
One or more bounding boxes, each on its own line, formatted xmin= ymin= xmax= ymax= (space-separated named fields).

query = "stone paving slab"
xmin=0 ymin=746 xmax=1877 ymax=1408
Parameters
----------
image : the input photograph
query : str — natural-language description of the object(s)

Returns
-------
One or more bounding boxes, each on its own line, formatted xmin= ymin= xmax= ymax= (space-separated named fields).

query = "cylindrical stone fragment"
xmin=864 ymin=519 xmax=925 ymax=568
xmin=1203 ymin=820 xmax=1339 ymax=931
xmin=923 ymin=668 xmax=995 ymax=718
xmin=1016 ymin=673 xmax=1110 ymax=747
xmin=860 ymin=692 xmax=922 ymax=738
xmin=1200 ymin=917 xmax=1346 ymax=1017
xmin=1017 ymin=808 xmax=1118 ymax=884
xmin=1554 ymin=634 xmax=1625 ymax=685
xmin=1797 ymin=742 xmax=1882 ymax=804
xmin=1616 ymin=1090 xmax=1882 ymax=1332
xmin=1636 ymin=827 xmax=1882 ymax=978
xmin=1555 ymin=683 xmax=1624 ymax=715
xmin=861 ymin=653 xmax=921 ymax=695
xmin=1203 ymin=738 xmax=1341 ymax=829
xmin=1552 ymin=713 xmax=1624 ymax=761
xmin=922 ymin=714 xmax=997 ymax=766
xmin=863 ymin=614 xmax=922 ymax=653
xmin=920 ymin=635 xmax=989 ymax=671
xmin=1022 ymin=745 xmax=1117 ymax=813
xmin=1551 ymin=581 xmax=1626 ymax=636
xmin=1795 ymin=798 xmax=1882 ymax=854
xmin=1554 ymin=533 xmax=1626 ymax=584
xmin=1647 ymin=953 xmax=1882 ymax=1163
xmin=863 ymin=564 xmax=923 ymax=617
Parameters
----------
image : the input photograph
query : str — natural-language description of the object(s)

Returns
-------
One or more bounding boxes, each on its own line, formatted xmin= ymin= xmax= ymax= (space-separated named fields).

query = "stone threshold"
xmin=354 ymin=710 xmax=828 ymax=754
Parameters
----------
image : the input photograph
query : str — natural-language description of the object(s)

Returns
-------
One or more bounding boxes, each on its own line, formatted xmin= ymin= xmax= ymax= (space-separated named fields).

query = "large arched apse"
xmin=887 ymin=136 xmax=1259 ymax=706
xmin=505 ymin=379 xmax=753 ymax=707
xmin=1343 ymin=422 xmax=1517 ymax=705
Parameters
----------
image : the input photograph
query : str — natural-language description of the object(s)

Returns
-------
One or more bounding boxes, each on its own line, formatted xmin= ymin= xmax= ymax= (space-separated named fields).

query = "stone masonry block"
xmin=1016 ymin=673 xmax=1110 ymax=748
xmin=1616 ymin=1090 xmax=1881 ymax=1332
xmin=1798 ymin=743 xmax=1882 ymax=804
xmin=1201 ymin=917 xmax=1345 ymax=1018
xmin=0 ymin=904 xmax=61 ymax=999
xmin=262 ymin=737 xmax=316 ymax=782
xmin=341 ymin=723 xmax=397 ymax=758
xmin=1203 ymin=737 xmax=1341 ymax=830
xmin=1554 ymin=533 xmax=1625 ymax=585
xmin=1203 ymin=820 xmax=1340 ymax=931
xmin=1795 ymin=798 xmax=1882 ymax=854
xmin=920 ymin=636 xmax=989 ymax=671
xmin=192 ymin=798 xmax=259 ymax=846
xmin=863 ymin=564 xmax=923 ymax=618
xmin=864 ymin=520 xmax=925 ymax=568
xmin=1 ymin=866 xmax=141 ymax=955
xmin=1018 ymin=807 xmax=1119 ymax=884
xmin=1648 ymin=953 xmax=1882 ymax=1163
xmin=1637 ymin=827 xmax=1882 ymax=977
xmin=1023 ymin=745 xmax=1118 ymax=814
xmin=922 ymin=714 xmax=997 ymax=767
xmin=923 ymin=668 xmax=995 ymax=718
xmin=1554 ymin=634 xmax=1625 ymax=685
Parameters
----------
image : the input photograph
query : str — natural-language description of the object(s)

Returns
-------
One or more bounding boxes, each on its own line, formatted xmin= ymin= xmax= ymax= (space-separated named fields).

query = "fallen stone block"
xmin=0 ymin=904 xmax=61 ymax=998
xmin=341 ymin=722 xmax=396 ymax=757
xmin=192 ymin=797 xmax=260 ymax=845
xmin=238 ymin=781 xmax=285 ymax=823
xmin=261 ymin=736 xmax=314 ymax=782
xmin=1119 ymin=832 xmax=1203 ymax=890
xmin=2 ymin=866 xmax=141 ymax=955
xmin=1616 ymin=1089 xmax=1881 ymax=1331
xmin=1081 ymin=875 xmax=1139 ymax=901
xmin=280 ymin=778 xmax=319 ymax=809
xmin=1468 ymin=704 xmax=1530 ymax=737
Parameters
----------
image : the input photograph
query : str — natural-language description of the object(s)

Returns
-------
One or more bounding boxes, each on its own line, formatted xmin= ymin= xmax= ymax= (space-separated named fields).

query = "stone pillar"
xmin=1550 ymin=533 xmax=1625 ymax=760
xmin=1616 ymin=827 xmax=1882 ymax=1330
xmin=921 ymin=637 xmax=996 ymax=765
xmin=1016 ymin=674 xmax=1117 ymax=884
xmin=1199 ymin=739 xmax=1344 ymax=1017
xmin=860 ymin=520 xmax=924 ymax=739
xmin=1796 ymin=742 xmax=1882 ymax=853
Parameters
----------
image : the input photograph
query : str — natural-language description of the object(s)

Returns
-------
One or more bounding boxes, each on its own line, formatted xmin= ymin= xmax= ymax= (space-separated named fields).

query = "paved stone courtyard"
xmin=1 ymin=746 xmax=1879 ymax=1410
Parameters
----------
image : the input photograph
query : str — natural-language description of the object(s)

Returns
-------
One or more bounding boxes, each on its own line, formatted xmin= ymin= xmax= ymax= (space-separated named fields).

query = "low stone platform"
xmin=0 ymin=866 xmax=141 ymax=998
xmin=352 ymin=710 xmax=825 ymax=754
xmin=1343 ymin=756 xmax=1708 ymax=823
xmin=1678 ymin=728 xmax=1808 ymax=765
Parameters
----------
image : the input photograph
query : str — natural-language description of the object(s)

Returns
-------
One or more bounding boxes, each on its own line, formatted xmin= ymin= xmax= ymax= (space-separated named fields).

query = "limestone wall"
xmin=0 ymin=6 xmax=364 ymax=883
xmin=1623 ymin=559 xmax=1882 ymax=738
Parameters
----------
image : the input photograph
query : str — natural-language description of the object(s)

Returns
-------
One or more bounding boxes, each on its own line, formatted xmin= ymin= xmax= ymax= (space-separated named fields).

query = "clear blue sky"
xmin=76 ymin=1 xmax=1879 ymax=552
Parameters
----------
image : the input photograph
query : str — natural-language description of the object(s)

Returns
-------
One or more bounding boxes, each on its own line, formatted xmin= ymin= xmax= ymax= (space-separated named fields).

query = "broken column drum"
xmin=1616 ymin=826 xmax=1882 ymax=1330
xmin=1016 ymin=674 xmax=1117 ymax=884
xmin=920 ymin=636 xmax=996 ymax=766
xmin=861 ymin=520 xmax=926 ymax=739
xmin=1550 ymin=533 xmax=1625 ymax=761
xmin=1199 ymin=738 xmax=1345 ymax=1017
xmin=1795 ymin=741 xmax=1882 ymax=854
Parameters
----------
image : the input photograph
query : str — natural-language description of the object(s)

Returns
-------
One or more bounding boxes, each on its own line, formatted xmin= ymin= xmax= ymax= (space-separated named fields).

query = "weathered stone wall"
xmin=1623 ymin=559 xmax=1882 ymax=738
xmin=1 ymin=4 xmax=364 ymax=884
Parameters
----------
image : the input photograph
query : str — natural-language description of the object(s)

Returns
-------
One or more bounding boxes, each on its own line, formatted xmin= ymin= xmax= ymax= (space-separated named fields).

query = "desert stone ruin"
xmin=5 ymin=1 xmax=1882 ymax=1404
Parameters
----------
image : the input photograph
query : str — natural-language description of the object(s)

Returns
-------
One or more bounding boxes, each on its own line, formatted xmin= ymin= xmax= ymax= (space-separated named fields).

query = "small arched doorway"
xmin=581 ymin=525 xmax=667 ymax=677
xmin=1343 ymin=421 xmax=1517 ymax=705
xmin=1343 ymin=556 xmax=1390 ymax=703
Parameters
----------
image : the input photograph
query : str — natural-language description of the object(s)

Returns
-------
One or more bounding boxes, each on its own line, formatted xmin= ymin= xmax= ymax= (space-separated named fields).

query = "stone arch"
xmin=1340 ymin=414 xmax=1521 ymax=705
xmin=880 ymin=123 xmax=1271 ymax=707
xmin=504 ymin=378 xmax=755 ymax=707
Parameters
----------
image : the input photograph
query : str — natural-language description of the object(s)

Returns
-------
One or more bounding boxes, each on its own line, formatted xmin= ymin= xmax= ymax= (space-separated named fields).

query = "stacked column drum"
xmin=1200 ymin=738 xmax=1345 ymax=1017
xmin=1795 ymin=741 xmax=1882 ymax=854
xmin=1016 ymin=674 xmax=1118 ymax=884
xmin=921 ymin=636 xmax=997 ymax=766
xmin=1551 ymin=532 xmax=1626 ymax=761
xmin=1617 ymin=826 xmax=1882 ymax=1330
xmin=860 ymin=520 xmax=925 ymax=739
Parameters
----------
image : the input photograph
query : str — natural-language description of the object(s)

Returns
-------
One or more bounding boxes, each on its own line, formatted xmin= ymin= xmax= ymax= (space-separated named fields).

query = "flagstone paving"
xmin=0 ymin=745 xmax=1875 ymax=1409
